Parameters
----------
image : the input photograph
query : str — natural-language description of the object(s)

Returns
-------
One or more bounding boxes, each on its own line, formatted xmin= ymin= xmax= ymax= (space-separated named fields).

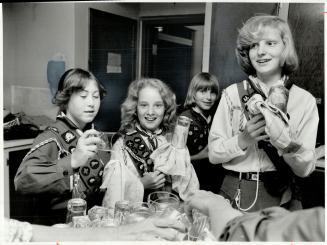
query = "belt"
xmin=225 ymin=170 xmax=263 ymax=181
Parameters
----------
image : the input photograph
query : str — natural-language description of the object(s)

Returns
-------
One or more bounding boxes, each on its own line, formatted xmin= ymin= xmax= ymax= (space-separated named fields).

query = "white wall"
xmin=3 ymin=2 xmax=140 ymax=111
xmin=3 ymin=3 xmax=75 ymax=110
xmin=139 ymin=3 xmax=205 ymax=17
xmin=3 ymin=2 xmax=206 ymax=113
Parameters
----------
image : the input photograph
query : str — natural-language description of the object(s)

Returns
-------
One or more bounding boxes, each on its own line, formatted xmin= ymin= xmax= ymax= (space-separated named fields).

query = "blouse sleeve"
xmin=282 ymin=94 xmax=319 ymax=177
xmin=220 ymin=206 xmax=324 ymax=242
xmin=208 ymin=88 xmax=246 ymax=164
xmin=14 ymin=131 xmax=74 ymax=195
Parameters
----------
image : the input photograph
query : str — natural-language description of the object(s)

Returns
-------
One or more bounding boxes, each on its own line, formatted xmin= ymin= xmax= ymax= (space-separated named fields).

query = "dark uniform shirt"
xmin=180 ymin=108 xmax=225 ymax=193
xmin=14 ymin=114 xmax=110 ymax=225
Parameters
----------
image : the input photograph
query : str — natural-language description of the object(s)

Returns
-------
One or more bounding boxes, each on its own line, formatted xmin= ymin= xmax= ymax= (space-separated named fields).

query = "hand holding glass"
xmin=97 ymin=132 xmax=112 ymax=151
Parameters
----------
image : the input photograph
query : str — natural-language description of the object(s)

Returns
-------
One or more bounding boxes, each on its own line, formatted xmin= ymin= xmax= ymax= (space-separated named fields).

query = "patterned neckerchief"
xmin=135 ymin=124 xmax=162 ymax=151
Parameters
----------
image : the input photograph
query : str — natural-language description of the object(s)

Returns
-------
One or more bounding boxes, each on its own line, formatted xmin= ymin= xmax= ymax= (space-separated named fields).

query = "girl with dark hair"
xmin=15 ymin=68 xmax=110 ymax=225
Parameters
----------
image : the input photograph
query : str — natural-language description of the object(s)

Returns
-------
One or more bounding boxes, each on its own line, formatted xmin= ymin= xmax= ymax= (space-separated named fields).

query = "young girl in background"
xmin=180 ymin=72 xmax=224 ymax=194
xmin=15 ymin=68 xmax=110 ymax=225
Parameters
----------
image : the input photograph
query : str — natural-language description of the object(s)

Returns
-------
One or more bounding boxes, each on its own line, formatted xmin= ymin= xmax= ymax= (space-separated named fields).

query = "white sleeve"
xmin=283 ymin=96 xmax=319 ymax=177
xmin=209 ymin=89 xmax=246 ymax=164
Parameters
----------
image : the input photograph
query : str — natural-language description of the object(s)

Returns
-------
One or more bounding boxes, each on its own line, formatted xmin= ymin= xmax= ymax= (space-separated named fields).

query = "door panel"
xmin=153 ymin=26 xmax=193 ymax=105
xmin=89 ymin=9 xmax=137 ymax=131
xmin=142 ymin=15 xmax=204 ymax=106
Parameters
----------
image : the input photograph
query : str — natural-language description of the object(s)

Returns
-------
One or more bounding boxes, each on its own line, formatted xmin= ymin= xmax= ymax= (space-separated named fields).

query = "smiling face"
xmin=66 ymin=79 xmax=100 ymax=129
xmin=249 ymin=26 xmax=285 ymax=82
xmin=194 ymin=89 xmax=217 ymax=113
xmin=137 ymin=86 xmax=165 ymax=132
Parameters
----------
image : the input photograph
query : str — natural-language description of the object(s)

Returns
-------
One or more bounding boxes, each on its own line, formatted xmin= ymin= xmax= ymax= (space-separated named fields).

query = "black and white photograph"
xmin=2 ymin=1 xmax=325 ymax=242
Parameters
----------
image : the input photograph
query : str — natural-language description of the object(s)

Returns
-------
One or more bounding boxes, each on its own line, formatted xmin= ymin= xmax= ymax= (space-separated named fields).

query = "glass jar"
xmin=171 ymin=116 xmax=192 ymax=149
xmin=66 ymin=198 xmax=87 ymax=224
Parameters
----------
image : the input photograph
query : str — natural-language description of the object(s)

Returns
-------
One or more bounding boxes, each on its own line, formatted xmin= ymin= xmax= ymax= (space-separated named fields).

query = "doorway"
xmin=89 ymin=8 xmax=137 ymax=132
xmin=141 ymin=15 xmax=205 ymax=107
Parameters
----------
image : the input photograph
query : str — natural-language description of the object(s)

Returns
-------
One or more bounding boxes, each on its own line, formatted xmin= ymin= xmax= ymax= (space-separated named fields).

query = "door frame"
xmin=139 ymin=14 xmax=205 ymax=78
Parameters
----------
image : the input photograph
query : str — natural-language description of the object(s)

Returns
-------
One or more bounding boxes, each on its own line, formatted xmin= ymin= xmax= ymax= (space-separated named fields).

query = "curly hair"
xmin=236 ymin=15 xmax=298 ymax=76
xmin=53 ymin=68 xmax=106 ymax=112
xmin=184 ymin=72 xmax=220 ymax=108
xmin=120 ymin=78 xmax=176 ymax=133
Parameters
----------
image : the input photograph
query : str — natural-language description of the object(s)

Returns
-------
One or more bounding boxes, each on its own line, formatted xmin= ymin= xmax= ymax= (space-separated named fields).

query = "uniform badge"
xmin=62 ymin=131 xmax=76 ymax=144
xmin=242 ymin=95 xmax=250 ymax=103
xmin=134 ymin=137 xmax=141 ymax=143
xmin=81 ymin=166 xmax=90 ymax=176
xmin=90 ymin=160 xmax=99 ymax=169
xmin=88 ymin=177 xmax=96 ymax=185
xmin=126 ymin=140 xmax=134 ymax=147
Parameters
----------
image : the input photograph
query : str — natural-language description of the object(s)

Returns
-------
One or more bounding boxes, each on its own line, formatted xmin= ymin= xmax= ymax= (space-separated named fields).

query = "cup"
xmin=130 ymin=202 xmax=151 ymax=213
xmin=123 ymin=210 xmax=151 ymax=224
xmin=114 ymin=200 xmax=131 ymax=226
xmin=171 ymin=116 xmax=192 ymax=149
xmin=66 ymin=198 xmax=87 ymax=224
xmin=187 ymin=209 xmax=208 ymax=241
xmin=147 ymin=191 xmax=180 ymax=214
xmin=88 ymin=206 xmax=109 ymax=221
xmin=97 ymin=132 xmax=112 ymax=151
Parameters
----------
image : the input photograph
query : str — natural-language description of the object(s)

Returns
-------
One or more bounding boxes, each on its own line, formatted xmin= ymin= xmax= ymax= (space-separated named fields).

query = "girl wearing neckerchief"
xmin=209 ymin=15 xmax=319 ymax=212
xmin=180 ymin=72 xmax=225 ymax=194
xmin=14 ymin=68 xmax=110 ymax=225
xmin=101 ymin=78 xmax=199 ymax=208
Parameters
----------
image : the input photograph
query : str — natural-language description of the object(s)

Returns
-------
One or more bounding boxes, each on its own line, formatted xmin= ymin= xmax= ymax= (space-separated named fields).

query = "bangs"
xmin=195 ymin=80 xmax=219 ymax=94
xmin=249 ymin=20 xmax=282 ymax=44
xmin=68 ymin=77 xmax=96 ymax=94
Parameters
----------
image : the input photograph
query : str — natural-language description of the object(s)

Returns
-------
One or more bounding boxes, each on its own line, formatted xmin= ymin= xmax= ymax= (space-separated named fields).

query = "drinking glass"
xmin=123 ymin=210 xmax=152 ymax=224
xmin=187 ymin=209 xmax=208 ymax=241
xmin=130 ymin=202 xmax=151 ymax=213
xmin=114 ymin=200 xmax=131 ymax=226
xmin=97 ymin=132 xmax=112 ymax=152
xmin=147 ymin=191 xmax=180 ymax=214
xmin=66 ymin=198 xmax=87 ymax=224
xmin=88 ymin=206 xmax=109 ymax=221
xmin=171 ymin=116 xmax=192 ymax=149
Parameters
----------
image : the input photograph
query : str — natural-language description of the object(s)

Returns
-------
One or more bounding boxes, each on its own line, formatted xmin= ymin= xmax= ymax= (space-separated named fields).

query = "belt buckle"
xmin=250 ymin=173 xmax=259 ymax=181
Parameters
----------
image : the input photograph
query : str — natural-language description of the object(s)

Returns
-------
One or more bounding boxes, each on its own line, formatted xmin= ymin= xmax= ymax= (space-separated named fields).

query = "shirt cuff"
xmin=230 ymin=135 xmax=247 ymax=157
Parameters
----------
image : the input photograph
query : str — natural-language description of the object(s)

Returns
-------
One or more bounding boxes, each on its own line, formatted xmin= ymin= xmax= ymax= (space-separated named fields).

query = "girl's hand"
xmin=238 ymin=114 xmax=269 ymax=150
xmin=71 ymin=129 xmax=103 ymax=169
xmin=141 ymin=171 xmax=166 ymax=189
xmin=190 ymin=146 xmax=208 ymax=161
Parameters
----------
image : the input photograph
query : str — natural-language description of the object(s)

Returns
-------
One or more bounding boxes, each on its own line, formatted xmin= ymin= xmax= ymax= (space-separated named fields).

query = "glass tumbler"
xmin=171 ymin=116 xmax=192 ymax=149
xmin=114 ymin=200 xmax=131 ymax=226
xmin=97 ymin=132 xmax=112 ymax=152
xmin=66 ymin=198 xmax=87 ymax=224
xmin=147 ymin=191 xmax=180 ymax=214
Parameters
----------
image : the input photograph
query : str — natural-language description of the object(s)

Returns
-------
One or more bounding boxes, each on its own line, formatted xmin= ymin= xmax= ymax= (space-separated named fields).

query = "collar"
xmin=135 ymin=123 xmax=162 ymax=138
xmin=192 ymin=107 xmax=211 ymax=124
xmin=57 ymin=112 xmax=92 ymax=131
xmin=248 ymin=75 xmax=289 ymax=98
